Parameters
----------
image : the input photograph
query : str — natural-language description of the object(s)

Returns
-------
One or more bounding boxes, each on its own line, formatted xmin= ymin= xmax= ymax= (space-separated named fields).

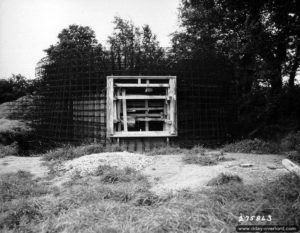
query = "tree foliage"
xmin=0 ymin=74 xmax=37 ymax=104
xmin=45 ymin=24 xmax=102 ymax=60
xmin=108 ymin=16 xmax=165 ymax=70
xmin=175 ymin=0 xmax=300 ymax=91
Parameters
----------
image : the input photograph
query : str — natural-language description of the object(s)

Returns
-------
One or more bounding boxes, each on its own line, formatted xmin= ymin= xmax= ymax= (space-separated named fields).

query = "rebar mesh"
xmin=32 ymin=53 xmax=236 ymax=146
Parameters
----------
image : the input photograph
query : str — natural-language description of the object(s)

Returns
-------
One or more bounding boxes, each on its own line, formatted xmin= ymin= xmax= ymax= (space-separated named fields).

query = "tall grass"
xmin=0 ymin=167 xmax=299 ymax=233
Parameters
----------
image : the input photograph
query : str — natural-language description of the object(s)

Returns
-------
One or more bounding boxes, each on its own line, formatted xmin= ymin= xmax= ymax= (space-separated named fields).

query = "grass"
xmin=149 ymin=145 xmax=233 ymax=166
xmin=223 ymin=138 xmax=280 ymax=154
xmin=147 ymin=145 xmax=187 ymax=156
xmin=183 ymin=149 xmax=233 ymax=166
xmin=0 ymin=170 xmax=49 ymax=202
xmin=207 ymin=173 xmax=243 ymax=186
xmin=0 ymin=163 xmax=299 ymax=232
xmin=43 ymin=143 xmax=126 ymax=161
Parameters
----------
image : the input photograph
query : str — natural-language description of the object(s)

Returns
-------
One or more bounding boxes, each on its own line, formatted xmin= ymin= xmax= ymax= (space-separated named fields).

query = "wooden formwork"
xmin=107 ymin=76 xmax=177 ymax=149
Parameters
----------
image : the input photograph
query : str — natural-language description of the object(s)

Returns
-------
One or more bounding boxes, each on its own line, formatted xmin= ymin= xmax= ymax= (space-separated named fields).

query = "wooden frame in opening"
xmin=106 ymin=76 xmax=177 ymax=138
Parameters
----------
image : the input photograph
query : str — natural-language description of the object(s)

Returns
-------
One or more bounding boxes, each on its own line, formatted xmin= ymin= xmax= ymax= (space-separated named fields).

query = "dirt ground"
xmin=0 ymin=152 xmax=289 ymax=195
xmin=143 ymin=152 xmax=288 ymax=195
xmin=0 ymin=156 xmax=48 ymax=177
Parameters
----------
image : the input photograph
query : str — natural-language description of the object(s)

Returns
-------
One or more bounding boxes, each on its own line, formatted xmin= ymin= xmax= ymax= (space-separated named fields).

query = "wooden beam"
xmin=145 ymin=97 xmax=149 ymax=131
xmin=117 ymin=95 xmax=167 ymax=100
xmin=122 ymin=89 xmax=128 ymax=132
xmin=117 ymin=89 xmax=121 ymax=131
xmin=108 ymin=76 xmax=176 ymax=80
xmin=163 ymin=87 xmax=169 ymax=132
xmin=128 ymin=113 xmax=162 ymax=117
xmin=115 ymin=84 xmax=169 ymax=88
xmin=127 ymin=107 xmax=164 ymax=112
xmin=106 ymin=78 xmax=114 ymax=137
xmin=169 ymin=78 xmax=177 ymax=135
xmin=111 ymin=131 xmax=176 ymax=137
xmin=136 ymin=117 xmax=165 ymax=122
xmin=127 ymin=102 xmax=163 ymax=107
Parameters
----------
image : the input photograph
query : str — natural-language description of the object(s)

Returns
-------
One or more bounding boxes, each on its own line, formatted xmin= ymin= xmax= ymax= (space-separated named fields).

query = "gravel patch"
xmin=64 ymin=151 xmax=154 ymax=177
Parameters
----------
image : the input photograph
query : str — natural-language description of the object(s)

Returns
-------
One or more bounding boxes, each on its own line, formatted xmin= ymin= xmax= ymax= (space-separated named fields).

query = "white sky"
xmin=0 ymin=0 xmax=180 ymax=79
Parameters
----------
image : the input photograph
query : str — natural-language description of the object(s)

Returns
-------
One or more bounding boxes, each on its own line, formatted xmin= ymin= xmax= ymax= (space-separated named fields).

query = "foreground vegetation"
xmin=0 ymin=165 xmax=299 ymax=233
xmin=1 ymin=140 xmax=300 ymax=232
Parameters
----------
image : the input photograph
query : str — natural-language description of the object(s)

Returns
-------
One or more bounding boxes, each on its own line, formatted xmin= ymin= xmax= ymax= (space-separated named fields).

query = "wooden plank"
xmin=163 ymin=88 xmax=169 ymax=132
xmin=108 ymin=76 xmax=176 ymax=80
xmin=111 ymin=131 xmax=176 ymax=137
xmin=136 ymin=117 xmax=165 ymax=122
xmin=106 ymin=77 xmax=114 ymax=137
xmin=145 ymin=98 xmax=149 ymax=131
xmin=117 ymin=95 xmax=167 ymax=100
xmin=122 ymin=89 xmax=128 ymax=132
xmin=115 ymin=84 xmax=169 ymax=88
xmin=113 ymin=98 xmax=117 ymax=121
xmin=169 ymin=78 xmax=177 ymax=135
xmin=128 ymin=107 xmax=164 ymax=112
xmin=128 ymin=113 xmax=162 ymax=117
xmin=117 ymin=89 xmax=121 ymax=131
xmin=282 ymin=159 xmax=300 ymax=178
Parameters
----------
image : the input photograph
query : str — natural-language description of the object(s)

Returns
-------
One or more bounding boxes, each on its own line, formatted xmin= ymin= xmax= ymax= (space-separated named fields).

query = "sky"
xmin=0 ymin=0 xmax=180 ymax=79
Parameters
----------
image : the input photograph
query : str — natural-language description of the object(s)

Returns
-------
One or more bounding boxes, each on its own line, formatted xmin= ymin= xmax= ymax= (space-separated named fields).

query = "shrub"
xmin=0 ymin=142 xmax=19 ymax=158
xmin=280 ymin=131 xmax=300 ymax=151
xmin=0 ymin=118 xmax=32 ymax=145
xmin=287 ymin=151 xmax=300 ymax=164
xmin=223 ymin=138 xmax=280 ymax=154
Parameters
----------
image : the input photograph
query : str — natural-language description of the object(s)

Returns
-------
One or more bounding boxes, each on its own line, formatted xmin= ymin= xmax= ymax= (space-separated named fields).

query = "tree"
xmin=140 ymin=25 xmax=165 ymax=68
xmin=108 ymin=16 xmax=165 ymax=71
xmin=173 ymin=0 xmax=300 ymax=133
xmin=174 ymin=0 xmax=300 ymax=93
xmin=0 ymin=74 xmax=35 ymax=104
xmin=45 ymin=24 xmax=101 ymax=60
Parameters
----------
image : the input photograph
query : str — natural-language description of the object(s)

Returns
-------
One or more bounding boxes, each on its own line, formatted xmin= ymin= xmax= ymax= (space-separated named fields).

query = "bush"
xmin=0 ymin=142 xmax=19 ymax=158
xmin=280 ymin=131 xmax=300 ymax=151
xmin=287 ymin=151 xmax=300 ymax=164
xmin=0 ymin=118 xmax=32 ymax=144
xmin=223 ymin=138 xmax=280 ymax=154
